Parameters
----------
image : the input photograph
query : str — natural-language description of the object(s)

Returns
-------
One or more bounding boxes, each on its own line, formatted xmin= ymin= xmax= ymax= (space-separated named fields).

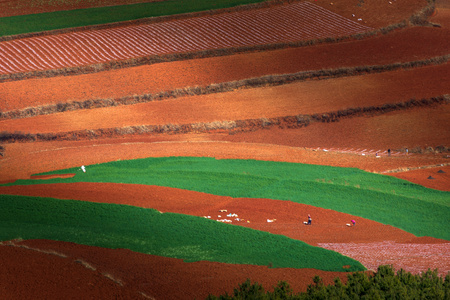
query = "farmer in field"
xmin=304 ymin=214 xmax=312 ymax=225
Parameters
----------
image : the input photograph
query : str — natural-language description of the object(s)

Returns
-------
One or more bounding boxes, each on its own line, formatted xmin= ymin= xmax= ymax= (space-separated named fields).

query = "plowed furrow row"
xmin=0 ymin=2 xmax=372 ymax=75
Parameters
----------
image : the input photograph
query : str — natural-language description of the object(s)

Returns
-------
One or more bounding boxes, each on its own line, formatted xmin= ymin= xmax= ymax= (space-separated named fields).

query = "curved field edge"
xmin=0 ymin=194 xmax=364 ymax=272
xmin=5 ymin=157 xmax=449 ymax=240
xmin=0 ymin=0 xmax=270 ymax=37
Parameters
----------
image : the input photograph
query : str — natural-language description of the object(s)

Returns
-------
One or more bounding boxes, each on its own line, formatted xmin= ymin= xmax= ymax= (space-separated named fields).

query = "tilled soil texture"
xmin=2 ymin=24 xmax=449 ymax=111
xmin=0 ymin=2 xmax=374 ymax=75
xmin=0 ymin=0 xmax=427 ymax=29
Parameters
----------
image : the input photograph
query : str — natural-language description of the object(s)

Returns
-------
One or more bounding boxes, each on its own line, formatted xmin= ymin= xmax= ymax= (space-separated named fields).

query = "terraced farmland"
xmin=0 ymin=2 xmax=375 ymax=75
xmin=0 ymin=0 xmax=449 ymax=299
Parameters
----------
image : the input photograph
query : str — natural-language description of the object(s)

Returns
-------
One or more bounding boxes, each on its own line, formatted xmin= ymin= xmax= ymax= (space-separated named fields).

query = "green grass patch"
xmin=0 ymin=0 xmax=267 ymax=37
xmin=0 ymin=194 xmax=364 ymax=272
xmin=5 ymin=157 xmax=450 ymax=240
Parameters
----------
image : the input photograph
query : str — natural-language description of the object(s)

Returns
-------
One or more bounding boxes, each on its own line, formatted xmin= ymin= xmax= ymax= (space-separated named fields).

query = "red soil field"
xmin=1 ymin=64 xmax=449 ymax=134
xmin=1 ymin=239 xmax=352 ymax=300
xmin=0 ymin=0 xmax=428 ymax=29
xmin=1 ymin=138 xmax=448 ymax=189
xmin=0 ymin=2 xmax=374 ymax=75
xmin=2 ymin=24 xmax=449 ymax=111
xmin=1 ymin=2 xmax=449 ymax=299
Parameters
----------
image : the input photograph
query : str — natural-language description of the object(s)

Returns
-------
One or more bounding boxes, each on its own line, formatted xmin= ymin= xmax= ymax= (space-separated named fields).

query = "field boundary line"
xmin=1 ymin=95 xmax=448 ymax=148
xmin=1 ymin=56 xmax=448 ymax=119
xmin=380 ymin=163 xmax=450 ymax=174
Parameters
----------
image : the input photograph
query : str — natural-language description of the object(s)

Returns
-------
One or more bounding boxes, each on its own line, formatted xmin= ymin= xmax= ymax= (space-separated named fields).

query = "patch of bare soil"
xmin=0 ymin=240 xmax=145 ymax=299
xmin=389 ymin=166 xmax=450 ymax=192
xmin=30 ymin=173 xmax=75 ymax=180
xmin=319 ymin=241 xmax=450 ymax=276
xmin=216 ymin=106 xmax=450 ymax=160
xmin=1 ymin=238 xmax=351 ymax=300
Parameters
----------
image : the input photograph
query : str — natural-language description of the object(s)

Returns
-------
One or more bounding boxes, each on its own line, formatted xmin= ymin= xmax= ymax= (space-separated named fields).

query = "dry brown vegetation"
xmin=1 ymin=55 xmax=448 ymax=119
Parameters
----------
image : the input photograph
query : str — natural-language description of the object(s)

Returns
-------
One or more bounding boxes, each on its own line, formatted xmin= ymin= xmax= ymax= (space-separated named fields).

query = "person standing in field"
xmin=307 ymin=214 xmax=312 ymax=225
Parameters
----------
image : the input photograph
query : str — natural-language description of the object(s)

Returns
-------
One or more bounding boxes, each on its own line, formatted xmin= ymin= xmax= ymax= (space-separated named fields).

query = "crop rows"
xmin=319 ymin=241 xmax=450 ymax=276
xmin=0 ymin=2 xmax=372 ymax=75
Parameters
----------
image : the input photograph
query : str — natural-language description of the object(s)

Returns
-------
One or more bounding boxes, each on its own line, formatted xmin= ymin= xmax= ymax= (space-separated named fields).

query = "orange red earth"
xmin=0 ymin=2 xmax=449 ymax=299
xmin=2 ymin=24 xmax=449 ymax=111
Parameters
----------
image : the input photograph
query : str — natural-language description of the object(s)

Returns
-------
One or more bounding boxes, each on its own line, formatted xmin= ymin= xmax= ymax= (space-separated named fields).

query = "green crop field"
xmin=0 ymin=0 xmax=268 ymax=37
xmin=0 ymin=194 xmax=365 ymax=272
xmin=4 ymin=157 xmax=449 ymax=240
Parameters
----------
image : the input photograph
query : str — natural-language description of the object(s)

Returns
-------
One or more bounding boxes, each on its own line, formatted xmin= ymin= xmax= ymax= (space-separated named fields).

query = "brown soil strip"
xmin=1 ymin=238 xmax=351 ymax=299
xmin=389 ymin=166 xmax=450 ymax=191
xmin=0 ymin=183 xmax=442 ymax=246
xmin=30 ymin=173 xmax=75 ymax=180
xmin=1 ymin=64 xmax=448 ymax=134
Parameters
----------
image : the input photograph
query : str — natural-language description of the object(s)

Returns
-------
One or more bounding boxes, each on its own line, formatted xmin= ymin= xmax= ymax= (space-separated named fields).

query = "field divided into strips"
xmin=0 ymin=2 xmax=372 ymax=75
xmin=0 ymin=194 xmax=366 ymax=272
xmin=5 ymin=157 xmax=449 ymax=241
